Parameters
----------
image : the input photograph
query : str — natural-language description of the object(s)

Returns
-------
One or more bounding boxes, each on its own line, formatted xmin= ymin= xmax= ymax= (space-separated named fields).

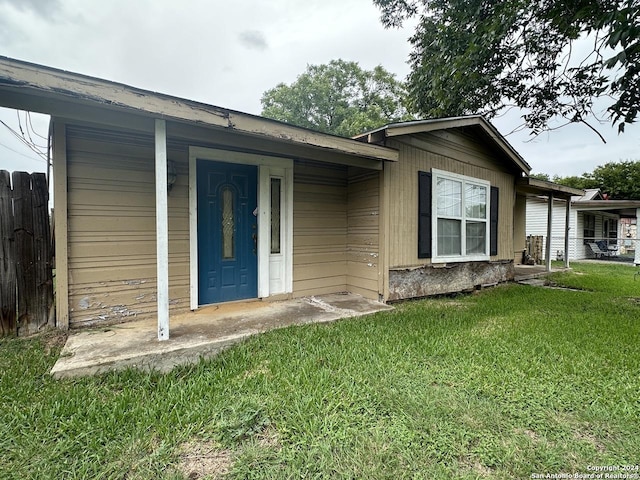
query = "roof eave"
xmin=516 ymin=177 xmax=585 ymax=199
xmin=573 ymin=200 xmax=640 ymax=210
xmin=0 ymin=55 xmax=398 ymax=163
xmin=354 ymin=116 xmax=531 ymax=174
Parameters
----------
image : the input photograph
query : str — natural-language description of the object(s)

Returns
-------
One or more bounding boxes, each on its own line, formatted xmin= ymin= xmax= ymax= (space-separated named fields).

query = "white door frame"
xmin=188 ymin=147 xmax=293 ymax=310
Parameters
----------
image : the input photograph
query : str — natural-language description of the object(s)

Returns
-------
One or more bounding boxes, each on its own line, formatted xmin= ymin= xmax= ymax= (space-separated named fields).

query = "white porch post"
xmin=546 ymin=194 xmax=553 ymax=272
xmin=564 ymin=198 xmax=570 ymax=269
xmin=635 ymin=208 xmax=640 ymax=266
xmin=155 ymin=119 xmax=169 ymax=341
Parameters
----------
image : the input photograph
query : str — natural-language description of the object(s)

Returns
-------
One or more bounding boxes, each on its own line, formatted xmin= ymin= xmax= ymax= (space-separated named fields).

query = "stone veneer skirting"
xmin=388 ymin=261 xmax=515 ymax=301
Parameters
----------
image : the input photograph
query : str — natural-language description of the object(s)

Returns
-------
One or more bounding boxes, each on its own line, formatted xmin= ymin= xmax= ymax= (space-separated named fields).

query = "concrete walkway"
xmin=50 ymin=293 xmax=393 ymax=379
xmin=513 ymin=264 xmax=567 ymax=282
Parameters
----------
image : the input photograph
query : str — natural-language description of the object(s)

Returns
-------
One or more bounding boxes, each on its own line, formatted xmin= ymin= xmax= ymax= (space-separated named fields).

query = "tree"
xmin=546 ymin=160 xmax=640 ymax=198
xmin=261 ymin=59 xmax=413 ymax=137
xmin=588 ymin=160 xmax=640 ymax=198
xmin=529 ymin=173 xmax=551 ymax=181
xmin=552 ymin=175 xmax=596 ymax=191
xmin=373 ymin=0 xmax=639 ymax=136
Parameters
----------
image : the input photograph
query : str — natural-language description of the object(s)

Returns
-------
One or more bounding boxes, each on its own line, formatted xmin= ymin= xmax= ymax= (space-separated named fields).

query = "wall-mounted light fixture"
xmin=167 ymin=160 xmax=177 ymax=193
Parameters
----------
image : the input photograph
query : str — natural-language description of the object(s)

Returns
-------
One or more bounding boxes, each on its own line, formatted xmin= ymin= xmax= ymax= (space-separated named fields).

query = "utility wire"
xmin=0 ymin=119 xmax=48 ymax=160
xmin=27 ymin=112 xmax=49 ymax=141
xmin=17 ymin=110 xmax=47 ymax=149
xmin=0 ymin=140 xmax=47 ymax=162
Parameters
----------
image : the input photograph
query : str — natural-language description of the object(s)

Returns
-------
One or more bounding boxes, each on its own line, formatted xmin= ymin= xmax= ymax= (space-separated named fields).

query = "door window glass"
xmin=221 ymin=186 xmax=235 ymax=259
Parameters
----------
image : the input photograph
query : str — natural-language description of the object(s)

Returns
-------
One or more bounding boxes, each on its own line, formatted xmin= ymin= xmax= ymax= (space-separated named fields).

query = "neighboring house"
xmin=0 ymin=56 xmax=570 ymax=338
xmin=526 ymin=188 xmax=640 ymax=260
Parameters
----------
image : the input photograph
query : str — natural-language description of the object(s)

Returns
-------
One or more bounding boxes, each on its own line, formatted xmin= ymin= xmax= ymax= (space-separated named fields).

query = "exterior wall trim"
xmin=155 ymin=119 xmax=170 ymax=340
xmin=53 ymin=120 xmax=69 ymax=329
xmin=431 ymin=168 xmax=491 ymax=264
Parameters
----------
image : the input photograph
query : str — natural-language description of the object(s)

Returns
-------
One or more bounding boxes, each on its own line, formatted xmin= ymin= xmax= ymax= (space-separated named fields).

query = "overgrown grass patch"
xmin=1 ymin=262 xmax=639 ymax=478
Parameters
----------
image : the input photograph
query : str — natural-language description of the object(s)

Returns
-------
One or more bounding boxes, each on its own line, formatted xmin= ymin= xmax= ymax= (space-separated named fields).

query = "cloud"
xmin=0 ymin=0 xmax=62 ymax=16
xmin=0 ymin=0 xmax=637 ymax=176
xmin=238 ymin=30 xmax=268 ymax=51
xmin=0 ymin=0 xmax=66 ymax=45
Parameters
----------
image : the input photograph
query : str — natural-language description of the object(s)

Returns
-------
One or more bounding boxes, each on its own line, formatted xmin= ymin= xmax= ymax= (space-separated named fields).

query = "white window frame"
xmin=432 ymin=169 xmax=490 ymax=263
xmin=267 ymin=170 xmax=288 ymax=295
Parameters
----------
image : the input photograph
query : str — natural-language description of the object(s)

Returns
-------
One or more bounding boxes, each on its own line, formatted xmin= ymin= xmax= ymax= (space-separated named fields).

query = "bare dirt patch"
xmin=255 ymin=425 xmax=281 ymax=450
xmin=459 ymin=456 xmax=494 ymax=477
xmin=470 ymin=316 xmax=508 ymax=338
xmin=573 ymin=430 xmax=606 ymax=453
xmin=242 ymin=360 xmax=272 ymax=380
xmin=43 ymin=331 xmax=68 ymax=356
xmin=175 ymin=440 xmax=233 ymax=479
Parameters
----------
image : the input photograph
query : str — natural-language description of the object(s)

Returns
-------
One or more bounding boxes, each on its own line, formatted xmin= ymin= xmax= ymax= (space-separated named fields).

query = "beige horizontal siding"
xmin=400 ymin=130 xmax=518 ymax=173
xmin=387 ymin=132 xmax=516 ymax=268
xmin=347 ymin=168 xmax=380 ymax=300
xmin=65 ymin=124 xmax=190 ymax=327
xmin=292 ymin=161 xmax=348 ymax=297
xmin=64 ymin=122 xmax=381 ymax=326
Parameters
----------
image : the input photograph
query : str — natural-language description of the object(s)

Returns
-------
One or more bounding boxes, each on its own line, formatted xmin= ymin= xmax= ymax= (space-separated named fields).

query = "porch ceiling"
xmin=573 ymin=200 xmax=640 ymax=217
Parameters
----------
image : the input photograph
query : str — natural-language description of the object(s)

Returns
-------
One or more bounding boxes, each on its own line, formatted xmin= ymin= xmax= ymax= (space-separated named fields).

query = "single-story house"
xmin=526 ymin=188 xmax=640 ymax=261
xmin=0 ymin=56 xmax=573 ymax=339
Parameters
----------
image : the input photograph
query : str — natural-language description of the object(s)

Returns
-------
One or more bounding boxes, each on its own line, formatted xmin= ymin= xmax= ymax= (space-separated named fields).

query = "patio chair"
xmin=588 ymin=242 xmax=612 ymax=259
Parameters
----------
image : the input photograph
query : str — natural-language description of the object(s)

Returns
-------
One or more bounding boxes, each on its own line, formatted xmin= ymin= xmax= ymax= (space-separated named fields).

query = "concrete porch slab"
xmin=50 ymin=293 xmax=393 ymax=379
xmin=513 ymin=265 xmax=557 ymax=282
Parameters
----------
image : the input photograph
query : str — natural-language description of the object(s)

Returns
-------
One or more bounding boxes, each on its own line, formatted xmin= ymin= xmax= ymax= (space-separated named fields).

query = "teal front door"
xmin=197 ymin=160 xmax=258 ymax=304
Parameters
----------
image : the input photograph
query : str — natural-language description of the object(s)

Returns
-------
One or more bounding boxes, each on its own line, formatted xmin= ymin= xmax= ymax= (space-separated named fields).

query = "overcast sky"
xmin=1 ymin=0 xmax=638 ymax=177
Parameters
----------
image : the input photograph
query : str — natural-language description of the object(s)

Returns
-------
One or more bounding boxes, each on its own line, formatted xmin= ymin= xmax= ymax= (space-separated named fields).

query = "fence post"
xmin=0 ymin=170 xmax=16 ymax=336
xmin=545 ymin=194 xmax=553 ymax=272
xmin=635 ymin=209 xmax=640 ymax=266
xmin=13 ymin=172 xmax=36 ymax=335
xmin=32 ymin=173 xmax=54 ymax=330
xmin=12 ymin=171 xmax=54 ymax=336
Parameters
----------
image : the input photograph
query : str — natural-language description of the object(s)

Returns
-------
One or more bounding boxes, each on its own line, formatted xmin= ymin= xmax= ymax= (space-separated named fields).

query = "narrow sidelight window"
xmin=270 ymin=178 xmax=281 ymax=254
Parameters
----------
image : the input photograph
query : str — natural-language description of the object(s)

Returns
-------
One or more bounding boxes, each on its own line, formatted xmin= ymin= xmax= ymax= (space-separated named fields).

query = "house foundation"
xmin=388 ymin=261 xmax=515 ymax=301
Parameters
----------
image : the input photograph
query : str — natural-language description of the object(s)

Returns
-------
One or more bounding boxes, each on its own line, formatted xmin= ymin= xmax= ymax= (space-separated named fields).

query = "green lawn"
xmin=1 ymin=262 xmax=639 ymax=479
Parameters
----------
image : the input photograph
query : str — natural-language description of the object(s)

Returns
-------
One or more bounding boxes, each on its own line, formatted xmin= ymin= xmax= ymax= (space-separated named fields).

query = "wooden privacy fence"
xmin=0 ymin=170 xmax=54 ymax=337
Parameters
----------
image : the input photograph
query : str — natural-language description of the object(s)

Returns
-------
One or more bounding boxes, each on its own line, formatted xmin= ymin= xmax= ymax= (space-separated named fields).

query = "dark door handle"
xmin=252 ymin=233 xmax=257 ymax=254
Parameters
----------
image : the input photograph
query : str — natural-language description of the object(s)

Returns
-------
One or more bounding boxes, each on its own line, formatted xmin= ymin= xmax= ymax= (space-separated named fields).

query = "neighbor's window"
xmin=583 ymin=214 xmax=595 ymax=244
xmin=603 ymin=217 xmax=617 ymax=246
xmin=433 ymin=170 xmax=489 ymax=262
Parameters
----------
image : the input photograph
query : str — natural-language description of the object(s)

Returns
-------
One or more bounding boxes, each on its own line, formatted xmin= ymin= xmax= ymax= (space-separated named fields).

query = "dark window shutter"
xmin=418 ymin=171 xmax=432 ymax=258
xmin=490 ymin=186 xmax=499 ymax=256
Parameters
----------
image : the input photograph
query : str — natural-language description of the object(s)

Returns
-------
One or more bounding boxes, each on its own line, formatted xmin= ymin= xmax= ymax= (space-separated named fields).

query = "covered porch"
xmin=571 ymin=200 xmax=640 ymax=264
xmin=50 ymin=293 xmax=393 ymax=378
xmin=0 ymin=56 xmax=398 ymax=342
xmin=515 ymin=178 xmax=584 ymax=271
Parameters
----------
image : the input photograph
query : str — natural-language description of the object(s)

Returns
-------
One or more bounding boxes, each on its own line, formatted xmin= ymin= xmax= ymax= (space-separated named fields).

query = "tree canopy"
xmin=260 ymin=59 xmax=413 ymax=137
xmin=373 ymin=0 xmax=639 ymax=136
xmin=536 ymin=160 xmax=640 ymax=199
